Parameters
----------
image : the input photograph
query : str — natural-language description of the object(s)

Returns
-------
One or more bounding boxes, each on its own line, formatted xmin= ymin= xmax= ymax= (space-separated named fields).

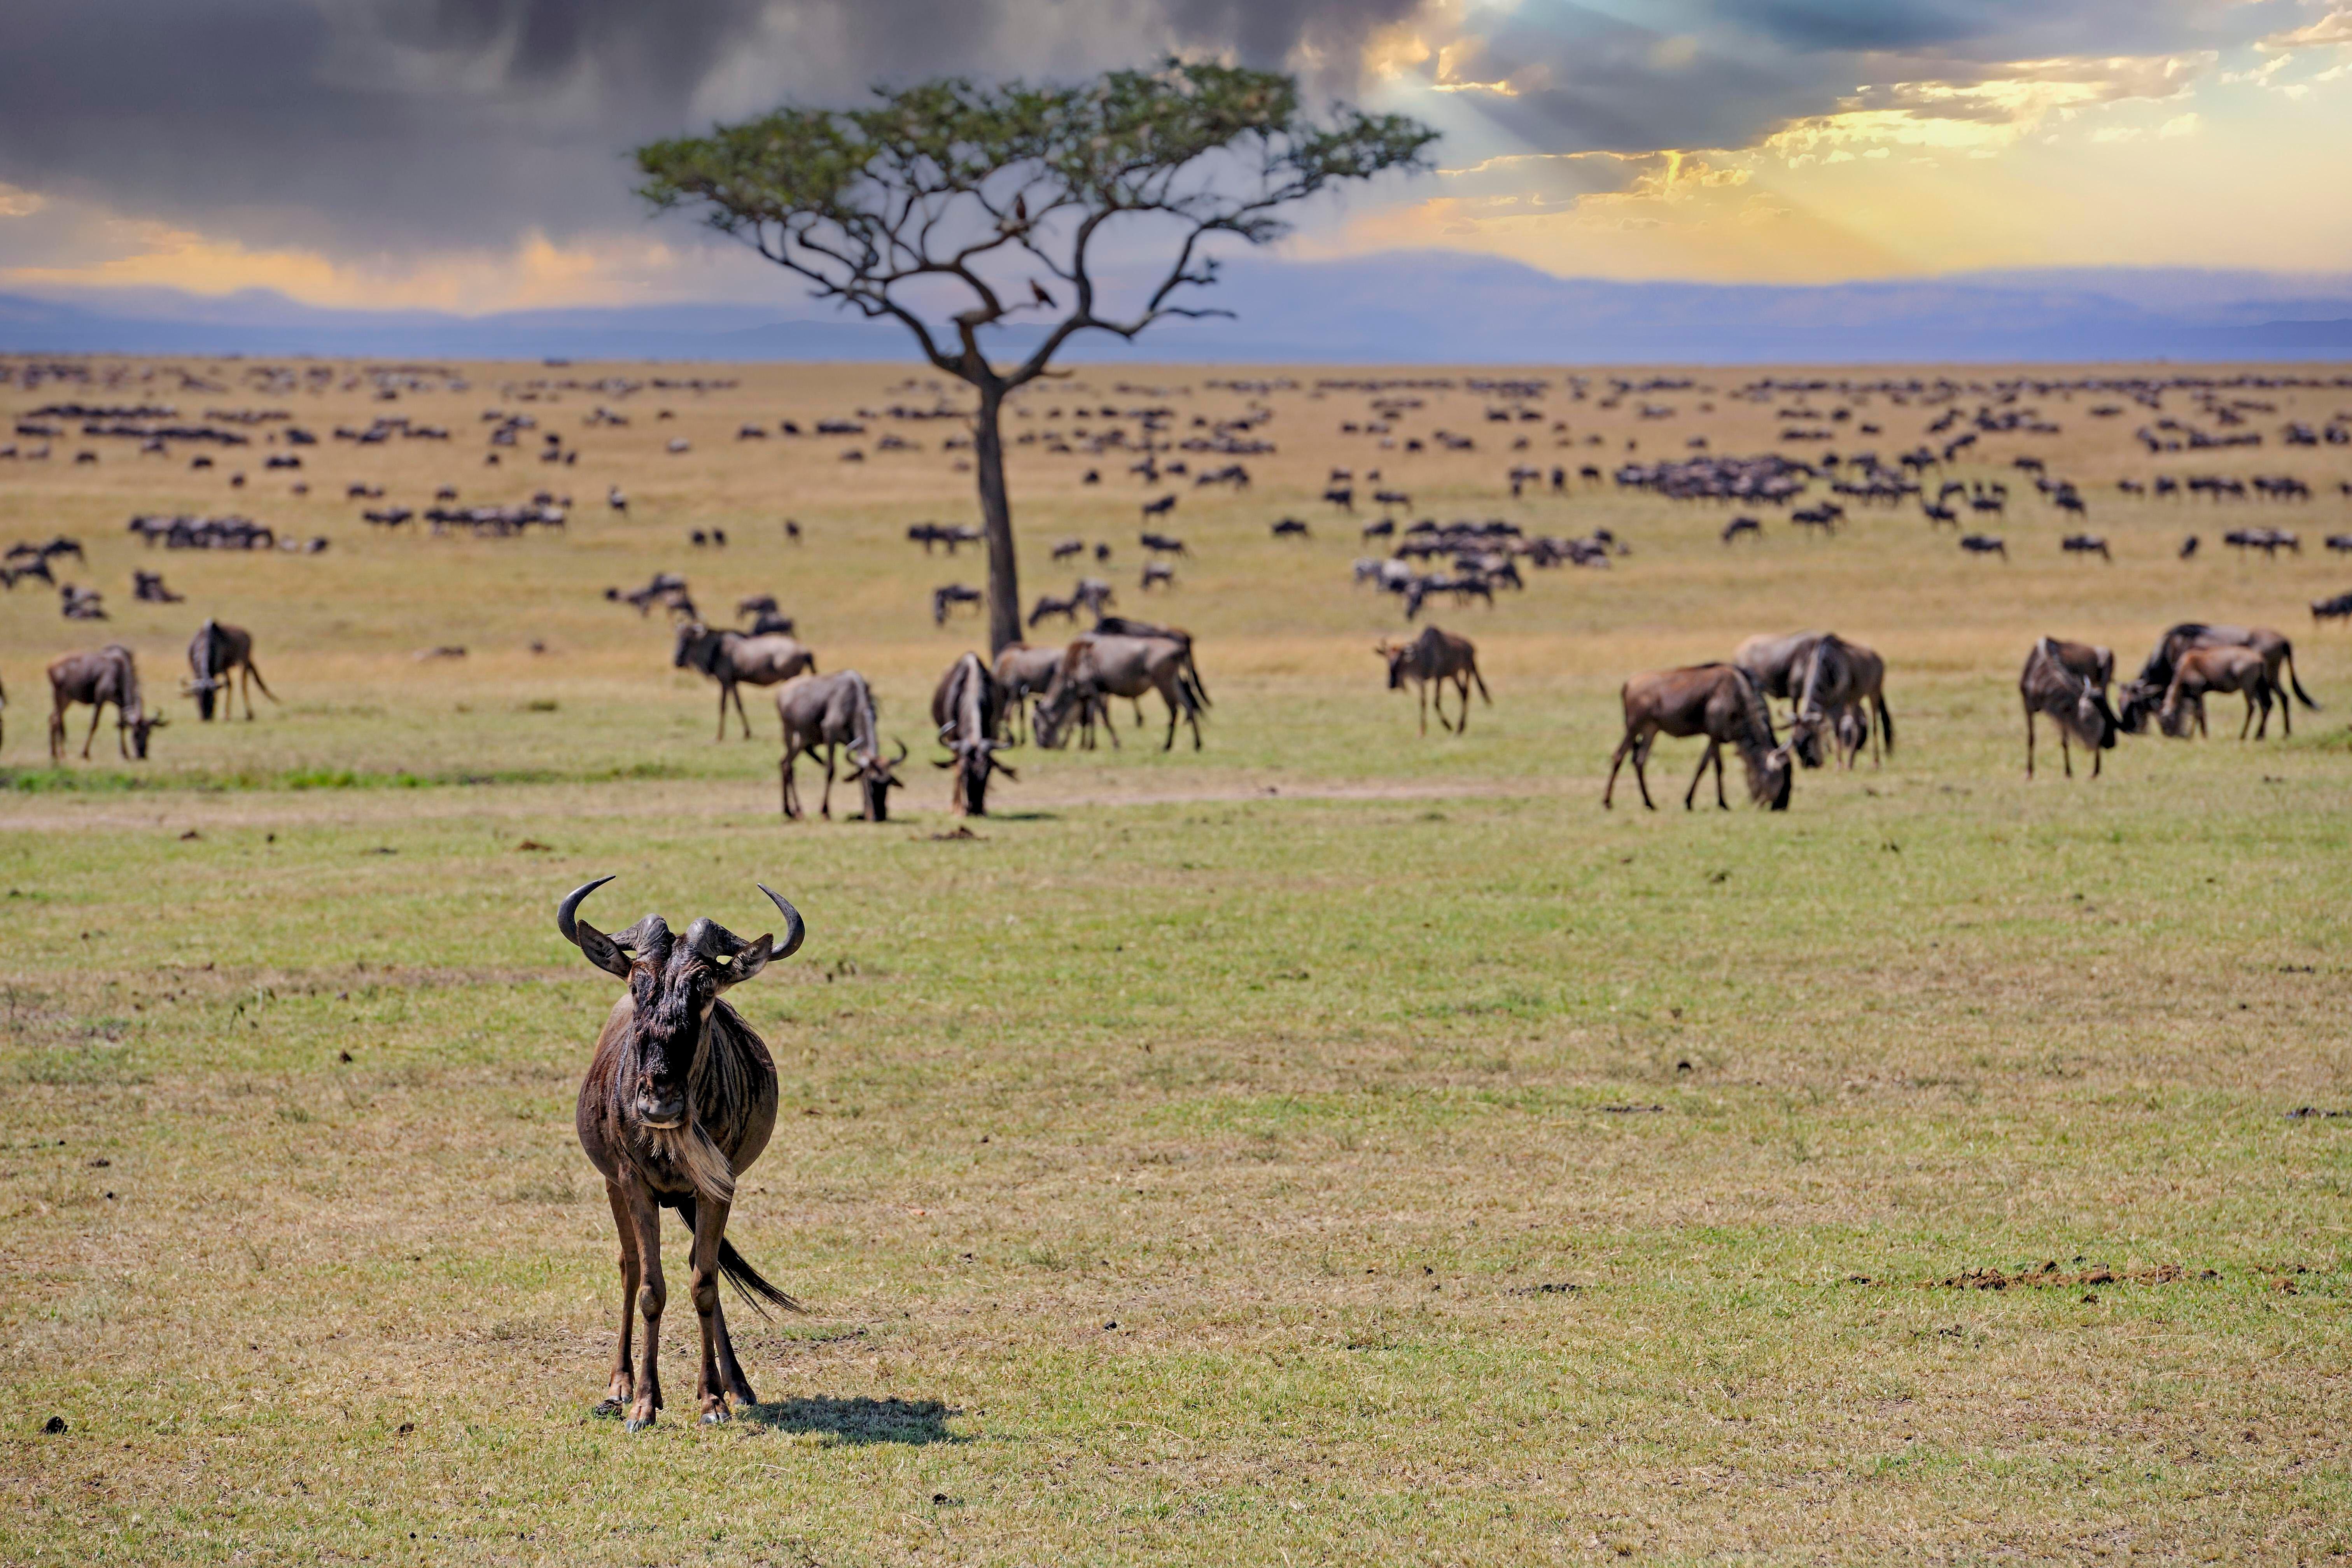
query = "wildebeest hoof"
xmin=625 ymin=1413 xmax=656 ymax=1433
xmin=702 ymin=1408 xmax=730 ymax=1425
xmin=593 ymin=1398 xmax=625 ymax=1419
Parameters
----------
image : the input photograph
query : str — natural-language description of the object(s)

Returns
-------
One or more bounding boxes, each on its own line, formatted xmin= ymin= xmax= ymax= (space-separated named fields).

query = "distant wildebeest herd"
xmin=5 ymin=362 xmax=2346 ymax=823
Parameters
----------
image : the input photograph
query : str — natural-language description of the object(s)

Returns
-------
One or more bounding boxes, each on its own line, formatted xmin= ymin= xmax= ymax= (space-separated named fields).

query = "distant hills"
xmin=6 ymin=253 xmax=2352 ymax=364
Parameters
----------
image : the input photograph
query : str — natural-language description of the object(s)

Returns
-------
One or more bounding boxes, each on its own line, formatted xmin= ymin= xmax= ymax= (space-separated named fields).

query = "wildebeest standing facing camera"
xmin=560 ymin=877 xmax=807 ymax=1431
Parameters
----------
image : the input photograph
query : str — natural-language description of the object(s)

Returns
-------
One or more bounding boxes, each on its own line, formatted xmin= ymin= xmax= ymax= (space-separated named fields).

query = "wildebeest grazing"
xmin=1960 ymin=534 xmax=2007 ymax=559
xmin=186 ymin=619 xmax=276 ymax=721
xmin=932 ymin=651 xmax=1014 ymax=815
xmin=673 ymin=623 xmax=818 ymax=740
xmin=2019 ymin=637 xmax=2119 ymax=779
xmin=1033 ymin=630 xmax=1207 ymax=752
xmin=2314 ymin=592 xmax=2352 ymax=623
xmin=1786 ymin=634 xmax=1892 ymax=769
xmin=1603 ymin=665 xmax=1792 ymax=812
xmin=992 ymin=642 xmax=1068 ymax=744
xmin=2060 ymin=534 xmax=2110 ymax=561
xmin=47 ymin=644 xmax=166 ymax=762
xmin=2119 ymin=624 xmax=2318 ymax=736
xmin=2160 ymin=646 xmax=2279 ymax=740
xmin=560 ymin=878 xmax=805 ymax=1432
xmin=774 ymin=672 xmax=906 ymax=821
xmin=1375 ymin=626 xmax=1490 ymax=735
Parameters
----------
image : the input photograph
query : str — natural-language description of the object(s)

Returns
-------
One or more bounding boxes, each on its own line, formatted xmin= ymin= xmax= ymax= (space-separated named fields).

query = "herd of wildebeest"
xmin=5 ymin=362 xmax=2350 ymax=820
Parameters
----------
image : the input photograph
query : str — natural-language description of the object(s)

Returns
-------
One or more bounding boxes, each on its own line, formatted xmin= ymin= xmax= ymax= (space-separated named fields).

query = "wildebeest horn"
xmin=757 ymin=884 xmax=806 ymax=960
xmin=891 ymin=738 xmax=909 ymax=766
xmin=556 ymin=876 xmax=632 ymax=979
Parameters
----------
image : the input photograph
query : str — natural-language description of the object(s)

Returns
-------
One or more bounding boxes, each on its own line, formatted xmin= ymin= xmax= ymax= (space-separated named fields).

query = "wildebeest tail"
xmin=1874 ymin=692 xmax=1894 ymax=755
xmin=671 ymin=1193 xmax=803 ymax=1316
xmin=2284 ymin=649 xmax=2320 ymax=710
xmin=1181 ymin=646 xmax=1210 ymax=709
xmin=718 ymin=1237 xmax=802 ymax=1316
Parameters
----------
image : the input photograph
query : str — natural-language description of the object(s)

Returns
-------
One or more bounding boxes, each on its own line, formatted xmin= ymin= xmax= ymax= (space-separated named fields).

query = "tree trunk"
xmin=973 ymin=383 xmax=1021 ymax=656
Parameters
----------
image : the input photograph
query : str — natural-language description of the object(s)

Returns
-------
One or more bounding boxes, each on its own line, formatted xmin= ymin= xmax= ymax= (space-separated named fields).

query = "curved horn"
xmin=557 ymin=875 xmax=616 ymax=945
xmin=756 ymin=884 xmax=807 ymax=961
xmin=556 ymin=876 xmax=632 ymax=979
xmin=891 ymin=737 xmax=910 ymax=766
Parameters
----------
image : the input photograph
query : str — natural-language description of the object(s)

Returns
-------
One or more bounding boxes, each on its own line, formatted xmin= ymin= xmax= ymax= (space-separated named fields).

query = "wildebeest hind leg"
xmin=711 ymin=1298 xmax=756 ymax=1407
xmin=819 ymin=744 xmax=837 ymax=818
xmin=1685 ymin=742 xmax=1717 ymax=809
xmin=86 ymin=702 xmax=107 ymax=760
xmin=1603 ymin=732 xmax=1633 ymax=809
xmin=2023 ymin=704 xmax=2035 ymax=779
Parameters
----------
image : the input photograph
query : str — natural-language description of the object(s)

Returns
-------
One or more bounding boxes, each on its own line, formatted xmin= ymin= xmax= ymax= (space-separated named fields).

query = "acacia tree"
xmin=637 ymin=60 xmax=1437 ymax=654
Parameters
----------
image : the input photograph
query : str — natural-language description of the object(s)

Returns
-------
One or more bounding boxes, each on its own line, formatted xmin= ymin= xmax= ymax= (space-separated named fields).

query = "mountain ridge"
xmin=6 ymin=253 xmax=2352 ymax=363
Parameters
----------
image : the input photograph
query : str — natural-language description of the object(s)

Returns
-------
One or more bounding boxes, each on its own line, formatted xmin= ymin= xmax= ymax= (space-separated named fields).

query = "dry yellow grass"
xmin=1 ymin=354 xmax=2347 ymax=1564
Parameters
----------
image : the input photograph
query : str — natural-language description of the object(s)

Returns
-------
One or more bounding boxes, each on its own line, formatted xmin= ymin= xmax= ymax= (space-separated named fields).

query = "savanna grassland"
xmin=2 ymin=354 xmax=2349 ymax=1564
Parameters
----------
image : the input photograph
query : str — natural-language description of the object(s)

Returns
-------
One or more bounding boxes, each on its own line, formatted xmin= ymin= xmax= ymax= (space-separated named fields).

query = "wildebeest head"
xmin=2116 ymin=679 xmax=2161 ymax=735
xmin=1786 ymin=713 xmax=1827 ymax=769
xmin=935 ymin=737 xmax=1017 ymax=815
xmin=1745 ymin=742 xmax=1794 ymax=811
xmin=671 ymin=622 xmax=716 ymax=671
xmin=1374 ymin=640 xmax=1411 ymax=690
xmin=557 ymin=877 xmax=803 ymax=1133
xmin=853 ymin=738 xmax=910 ymax=821
xmin=125 ymin=703 xmax=166 ymax=759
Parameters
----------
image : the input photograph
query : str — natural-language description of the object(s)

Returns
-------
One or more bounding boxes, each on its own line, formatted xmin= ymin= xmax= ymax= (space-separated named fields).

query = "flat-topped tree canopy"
xmin=636 ymin=59 xmax=1437 ymax=653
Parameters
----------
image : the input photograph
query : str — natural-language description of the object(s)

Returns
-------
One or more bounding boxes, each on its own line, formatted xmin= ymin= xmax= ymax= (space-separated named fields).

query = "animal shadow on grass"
xmin=741 ymin=1394 xmax=963 ymax=1445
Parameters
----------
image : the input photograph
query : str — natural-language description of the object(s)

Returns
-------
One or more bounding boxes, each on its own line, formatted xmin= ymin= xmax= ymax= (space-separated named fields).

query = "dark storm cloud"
xmin=0 ymin=0 xmax=1422 ymax=261
xmin=0 ymin=0 xmax=2301 ymax=264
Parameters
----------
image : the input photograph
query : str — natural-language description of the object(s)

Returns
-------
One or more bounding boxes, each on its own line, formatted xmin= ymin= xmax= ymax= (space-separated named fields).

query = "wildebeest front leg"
xmin=1452 ymin=674 xmax=1472 ymax=735
xmin=623 ymin=1181 xmax=665 ymax=1431
xmin=2023 ymin=702 xmax=2035 ymax=779
xmin=85 ymin=701 xmax=109 ymax=760
xmin=689 ymin=1196 xmax=735 ymax=1422
xmin=596 ymin=1181 xmax=639 ymax=1416
xmin=732 ymin=682 xmax=757 ymax=741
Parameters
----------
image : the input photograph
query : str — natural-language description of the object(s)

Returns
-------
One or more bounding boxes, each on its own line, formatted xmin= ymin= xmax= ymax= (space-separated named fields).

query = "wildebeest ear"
xmin=710 ymin=933 xmax=773 ymax=992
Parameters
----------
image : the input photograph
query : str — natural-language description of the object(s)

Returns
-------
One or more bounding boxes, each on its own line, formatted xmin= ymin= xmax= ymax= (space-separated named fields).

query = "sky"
xmin=2 ymin=0 xmax=2350 ymax=313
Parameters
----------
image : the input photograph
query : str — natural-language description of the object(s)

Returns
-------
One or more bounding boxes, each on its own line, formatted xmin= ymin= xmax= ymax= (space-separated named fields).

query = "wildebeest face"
xmin=1787 ymin=714 xmax=1825 ymax=769
xmin=2115 ymin=680 xmax=2158 ymax=734
xmin=627 ymin=940 xmax=714 ymax=1129
xmin=1375 ymin=642 xmax=1407 ymax=690
xmin=1761 ymin=745 xmax=1794 ymax=811
xmin=854 ymin=739 xmax=909 ymax=822
xmin=129 ymin=711 xmax=165 ymax=759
